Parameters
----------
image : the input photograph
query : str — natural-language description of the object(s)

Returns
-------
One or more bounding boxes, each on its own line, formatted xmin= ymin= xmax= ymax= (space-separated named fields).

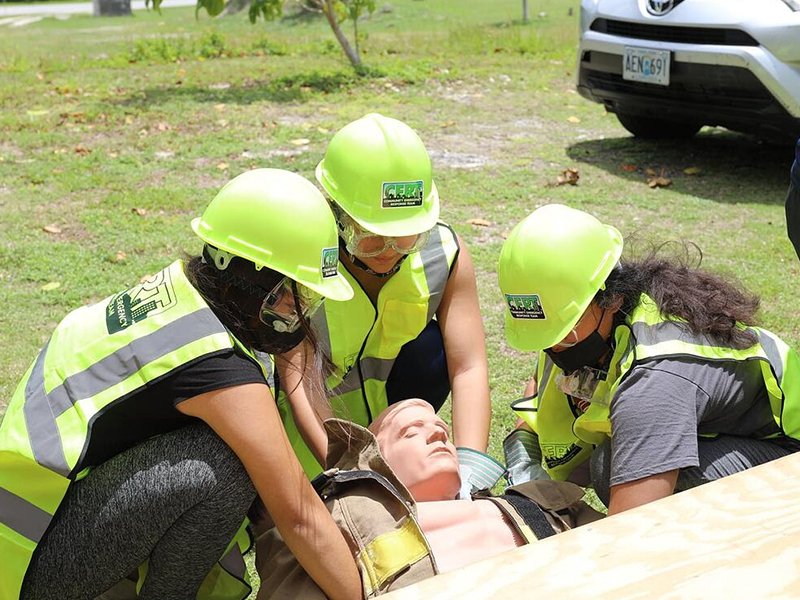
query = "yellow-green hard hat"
xmin=316 ymin=113 xmax=439 ymax=237
xmin=192 ymin=168 xmax=353 ymax=302
xmin=498 ymin=204 xmax=623 ymax=352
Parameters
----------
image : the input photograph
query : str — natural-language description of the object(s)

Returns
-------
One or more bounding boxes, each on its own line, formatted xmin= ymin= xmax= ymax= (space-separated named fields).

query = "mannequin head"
xmin=369 ymin=399 xmax=461 ymax=501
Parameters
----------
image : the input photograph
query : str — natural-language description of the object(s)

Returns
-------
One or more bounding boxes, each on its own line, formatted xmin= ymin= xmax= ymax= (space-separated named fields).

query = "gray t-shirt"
xmin=608 ymin=357 xmax=780 ymax=486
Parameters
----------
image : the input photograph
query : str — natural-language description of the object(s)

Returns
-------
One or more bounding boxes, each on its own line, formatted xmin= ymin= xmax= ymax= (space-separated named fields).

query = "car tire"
xmin=615 ymin=112 xmax=702 ymax=139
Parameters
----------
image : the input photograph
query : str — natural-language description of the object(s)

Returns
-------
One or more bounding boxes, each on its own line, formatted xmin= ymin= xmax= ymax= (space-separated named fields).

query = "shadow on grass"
xmin=120 ymin=70 xmax=369 ymax=106
xmin=567 ymin=130 xmax=795 ymax=206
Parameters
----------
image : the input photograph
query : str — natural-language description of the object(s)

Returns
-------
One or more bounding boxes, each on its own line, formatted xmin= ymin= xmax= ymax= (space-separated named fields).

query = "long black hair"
xmin=594 ymin=243 xmax=760 ymax=350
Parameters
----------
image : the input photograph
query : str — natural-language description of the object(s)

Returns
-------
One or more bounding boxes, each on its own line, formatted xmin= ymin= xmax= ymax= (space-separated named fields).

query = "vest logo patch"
xmin=542 ymin=443 xmax=583 ymax=468
xmin=106 ymin=269 xmax=177 ymax=334
xmin=321 ymin=247 xmax=339 ymax=279
xmin=381 ymin=181 xmax=424 ymax=208
xmin=505 ymin=294 xmax=546 ymax=320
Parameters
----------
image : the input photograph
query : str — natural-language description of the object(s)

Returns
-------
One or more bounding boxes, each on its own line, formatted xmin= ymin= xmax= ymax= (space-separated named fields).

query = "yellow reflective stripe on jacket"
xmin=359 ymin=516 xmax=430 ymax=597
xmin=0 ymin=260 xmax=254 ymax=600
xmin=279 ymin=223 xmax=459 ymax=477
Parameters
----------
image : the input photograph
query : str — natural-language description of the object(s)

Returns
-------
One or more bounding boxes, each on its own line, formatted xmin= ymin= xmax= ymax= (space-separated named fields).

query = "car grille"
xmin=590 ymin=18 xmax=759 ymax=46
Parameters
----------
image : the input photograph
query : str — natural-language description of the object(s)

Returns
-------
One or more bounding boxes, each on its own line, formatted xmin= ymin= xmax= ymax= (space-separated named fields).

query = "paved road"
xmin=0 ymin=0 xmax=195 ymax=17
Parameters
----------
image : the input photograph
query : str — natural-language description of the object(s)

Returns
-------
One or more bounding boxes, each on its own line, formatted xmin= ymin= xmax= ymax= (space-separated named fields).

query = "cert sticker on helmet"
xmin=505 ymin=294 xmax=546 ymax=320
xmin=321 ymin=246 xmax=339 ymax=278
xmin=381 ymin=180 xmax=424 ymax=208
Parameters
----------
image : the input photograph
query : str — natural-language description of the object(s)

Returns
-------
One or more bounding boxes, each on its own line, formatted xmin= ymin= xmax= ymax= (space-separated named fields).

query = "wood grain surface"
xmin=382 ymin=454 xmax=800 ymax=600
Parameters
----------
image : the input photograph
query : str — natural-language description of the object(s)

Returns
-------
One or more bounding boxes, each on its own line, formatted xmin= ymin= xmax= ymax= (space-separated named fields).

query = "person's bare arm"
xmin=275 ymin=342 xmax=331 ymax=465
xmin=607 ymin=470 xmax=679 ymax=516
xmin=177 ymin=384 xmax=361 ymax=600
xmin=437 ymin=236 xmax=491 ymax=452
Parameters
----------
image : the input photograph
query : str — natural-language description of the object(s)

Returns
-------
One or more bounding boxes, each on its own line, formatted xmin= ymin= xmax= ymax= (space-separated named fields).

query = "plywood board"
xmin=383 ymin=454 xmax=800 ymax=600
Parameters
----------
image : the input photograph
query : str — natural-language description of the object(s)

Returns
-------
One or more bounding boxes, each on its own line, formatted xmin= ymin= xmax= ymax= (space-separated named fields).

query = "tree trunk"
xmin=93 ymin=0 xmax=132 ymax=16
xmin=322 ymin=0 xmax=361 ymax=68
xmin=522 ymin=0 xmax=528 ymax=22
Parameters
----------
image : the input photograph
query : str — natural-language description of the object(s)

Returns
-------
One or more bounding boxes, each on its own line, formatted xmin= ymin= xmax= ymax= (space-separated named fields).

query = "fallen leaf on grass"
xmin=467 ymin=218 xmax=492 ymax=227
xmin=41 ymin=281 xmax=61 ymax=291
xmin=216 ymin=162 xmax=229 ymax=170
xmin=124 ymin=116 xmax=134 ymax=125
xmin=114 ymin=251 xmax=127 ymax=263
xmin=74 ymin=145 xmax=92 ymax=154
xmin=132 ymin=207 xmax=147 ymax=216
xmin=501 ymin=231 xmax=510 ymax=239
xmin=647 ymin=176 xmax=672 ymax=188
xmin=43 ymin=224 xmax=62 ymax=234
xmin=645 ymin=168 xmax=657 ymax=176
xmin=556 ymin=168 xmax=580 ymax=186
xmin=621 ymin=163 xmax=638 ymax=172
xmin=139 ymin=274 xmax=153 ymax=283
xmin=108 ymin=152 xmax=118 ymax=158
xmin=683 ymin=167 xmax=702 ymax=175
xmin=290 ymin=138 xmax=310 ymax=146
xmin=36 ymin=73 xmax=45 ymax=81
xmin=217 ymin=120 xmax=228 ymax=128
xmin=157 ymin=122 xmax=169 ymax=132
xmin=567 ymin=116 xmax=581 ymax=123
xmin=214 ymin=103 xmax=226 ymax=111
xmin=440 ymin=120 xmax=457 ymax=128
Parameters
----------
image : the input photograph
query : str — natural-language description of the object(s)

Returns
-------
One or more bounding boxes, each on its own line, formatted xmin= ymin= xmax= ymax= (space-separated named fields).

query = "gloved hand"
xmin=503 ymin=428 xmax=550 ymax=487
xmin=456 ymin=447 xmax=506 ymax=500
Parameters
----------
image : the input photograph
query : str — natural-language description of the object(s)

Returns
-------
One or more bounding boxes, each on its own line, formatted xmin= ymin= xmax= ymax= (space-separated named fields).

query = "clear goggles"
xmin=260 ymin=277 xmax=323 ymax=333
xmin=337 ymin=213 xmax=430 ymax=259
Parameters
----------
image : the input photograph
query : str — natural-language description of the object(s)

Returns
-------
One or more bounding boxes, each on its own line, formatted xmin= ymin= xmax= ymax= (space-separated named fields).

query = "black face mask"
xmin=255 ymin=326 xmax=305 ymax=354
xmin=544 ymin=316 xmax=613 ymax=374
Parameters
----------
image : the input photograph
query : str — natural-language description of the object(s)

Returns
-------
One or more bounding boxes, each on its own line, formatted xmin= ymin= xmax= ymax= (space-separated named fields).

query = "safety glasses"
xmin=337 ymin=213 xmax=431 ymax=259
xmin=259 ymin=278 xmax=323 ymax=333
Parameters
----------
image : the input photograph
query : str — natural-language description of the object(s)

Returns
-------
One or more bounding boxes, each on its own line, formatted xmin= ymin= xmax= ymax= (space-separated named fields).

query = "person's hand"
xmin=456 ymin=447 xmax=505 ymax=499
xmin=503 ymin=428 xmax=550 ymax=487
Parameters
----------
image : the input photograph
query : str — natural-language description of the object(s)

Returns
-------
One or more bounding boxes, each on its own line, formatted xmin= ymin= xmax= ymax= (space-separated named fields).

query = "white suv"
xmin=577 ymin=0 xmax=800 ymax=140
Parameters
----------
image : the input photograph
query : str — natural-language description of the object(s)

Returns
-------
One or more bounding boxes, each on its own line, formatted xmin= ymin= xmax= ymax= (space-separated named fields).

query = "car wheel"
xmin=615 ymin=112 xmax=702 ymax=139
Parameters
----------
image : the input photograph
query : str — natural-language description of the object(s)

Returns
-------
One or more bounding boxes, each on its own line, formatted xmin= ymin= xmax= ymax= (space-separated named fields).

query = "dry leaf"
xmin=684 ymin=167 xmax=702 ymax=175
xmin=217 ymin=120 xmax=228 ymax=128
xmin=646 ymin=168 xmax=657 ymax=176
xmin=132 ymin=207 xmax=147 ymax=216
xmin=178 ymin=68 xmax=186 ymax=76
xmin=139 ymin=274 xmax=153 ymax=283
xmin=567 ymin=116 xmax=581 ymax=123
xmin=109 ymin=152 xmax=118 ymax=158
xmin=647 ymin=176 xmax=672 ymax=188
xmin=37 ymin=73 xmax=45 ymax=80
xmin=621 ymin=163 xmax=638 ymax=172
xmin=216 ymin=162 xmax=229 ymax=170
xmin=157 ymin=122 xmax=169 ymax=131
xmin=214 ymin=103 xmax=226 ymax=111
xmin=467 ymin=218 xmax=492 ymax=227
xmin=556 ymin=168 xmax=580 ymax=186
xmin=114 ymin=250 xmax=127 ymax=263
xmin=316 ymin=127 xmax=329 ymax=134
xmin=290 ymin=139 xmax=310 ymax=146
xmin=440 ymin=120 xmax=457 ymax=128
xmin=501 ymin=231 xmax=510 ymax=239
xmin=124 ymin=116 xmax=134 ymax=125
xmin=74 ymin=145 xmax=92 ymax=154
xmin=43 ymin=224 xmax=62 ymax=234
xmin=41 ymin=281 xmax=61 ymax=291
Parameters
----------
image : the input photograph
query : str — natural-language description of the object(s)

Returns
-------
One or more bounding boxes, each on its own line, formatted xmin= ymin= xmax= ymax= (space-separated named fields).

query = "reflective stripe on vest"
xmin=278 ymin=223 xmax=459 ymax=477
xmin=0 ymin=261 xmax=255 ymax=600
xmin=528 ymin=293 xmax=799 ymax=481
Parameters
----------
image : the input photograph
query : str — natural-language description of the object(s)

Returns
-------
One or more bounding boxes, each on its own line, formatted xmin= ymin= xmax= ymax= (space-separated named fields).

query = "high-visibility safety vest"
xmin=277 ymin=223 xmax=460 ymax=477
xmin=516 ymin=293 xmax=800 ymax=481
xmin=0 ymin=260 xmax=272 ymax=600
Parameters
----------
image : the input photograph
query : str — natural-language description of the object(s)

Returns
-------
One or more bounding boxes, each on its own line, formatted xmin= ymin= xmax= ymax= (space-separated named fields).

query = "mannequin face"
xmin=370 ymin=400 xmax=461 ymax=501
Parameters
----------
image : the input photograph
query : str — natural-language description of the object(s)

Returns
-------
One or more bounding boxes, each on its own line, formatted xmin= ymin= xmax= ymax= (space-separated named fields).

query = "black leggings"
xmin=21 ymin=424 xmax=256 ymax=600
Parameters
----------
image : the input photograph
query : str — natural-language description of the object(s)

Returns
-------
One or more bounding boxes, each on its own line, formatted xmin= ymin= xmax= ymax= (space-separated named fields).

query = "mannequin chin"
xmin=368 ymin=399 xmax=461 ymax=501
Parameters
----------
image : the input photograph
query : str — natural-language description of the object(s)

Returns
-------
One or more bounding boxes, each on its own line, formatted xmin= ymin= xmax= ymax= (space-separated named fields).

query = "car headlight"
xmin=780 ymin=0 xmax=800 ymax=10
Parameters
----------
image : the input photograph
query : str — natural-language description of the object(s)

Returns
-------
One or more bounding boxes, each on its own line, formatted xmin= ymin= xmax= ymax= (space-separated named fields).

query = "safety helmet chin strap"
xmin=339 ymin=238 xmax=406 ymax=278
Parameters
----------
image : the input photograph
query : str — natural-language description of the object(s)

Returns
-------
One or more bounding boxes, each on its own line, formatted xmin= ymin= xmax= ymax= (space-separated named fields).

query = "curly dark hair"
xmin=594 ymin=243 xmax=761 ymax=350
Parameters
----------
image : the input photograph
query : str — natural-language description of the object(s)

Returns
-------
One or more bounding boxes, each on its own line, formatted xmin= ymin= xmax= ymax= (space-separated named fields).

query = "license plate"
xmin=623 ymin=46 xmax=670 ymax=86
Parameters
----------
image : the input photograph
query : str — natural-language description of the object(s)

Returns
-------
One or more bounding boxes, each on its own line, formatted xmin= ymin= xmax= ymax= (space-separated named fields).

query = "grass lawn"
xmin=1 ymin=0 xmax=798 ymax=593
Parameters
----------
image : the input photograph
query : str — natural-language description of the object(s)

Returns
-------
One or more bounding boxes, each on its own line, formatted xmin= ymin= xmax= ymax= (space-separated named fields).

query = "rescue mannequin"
xmin=275 ymin=114 xmax=495 ymax=496
xmin=498 ymin=204 xmax=800 ymax=516
xmin=255 ymin=400 xmax=601 ymax=599
xmin=0 ymin=169 xmax=361 ymax=600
